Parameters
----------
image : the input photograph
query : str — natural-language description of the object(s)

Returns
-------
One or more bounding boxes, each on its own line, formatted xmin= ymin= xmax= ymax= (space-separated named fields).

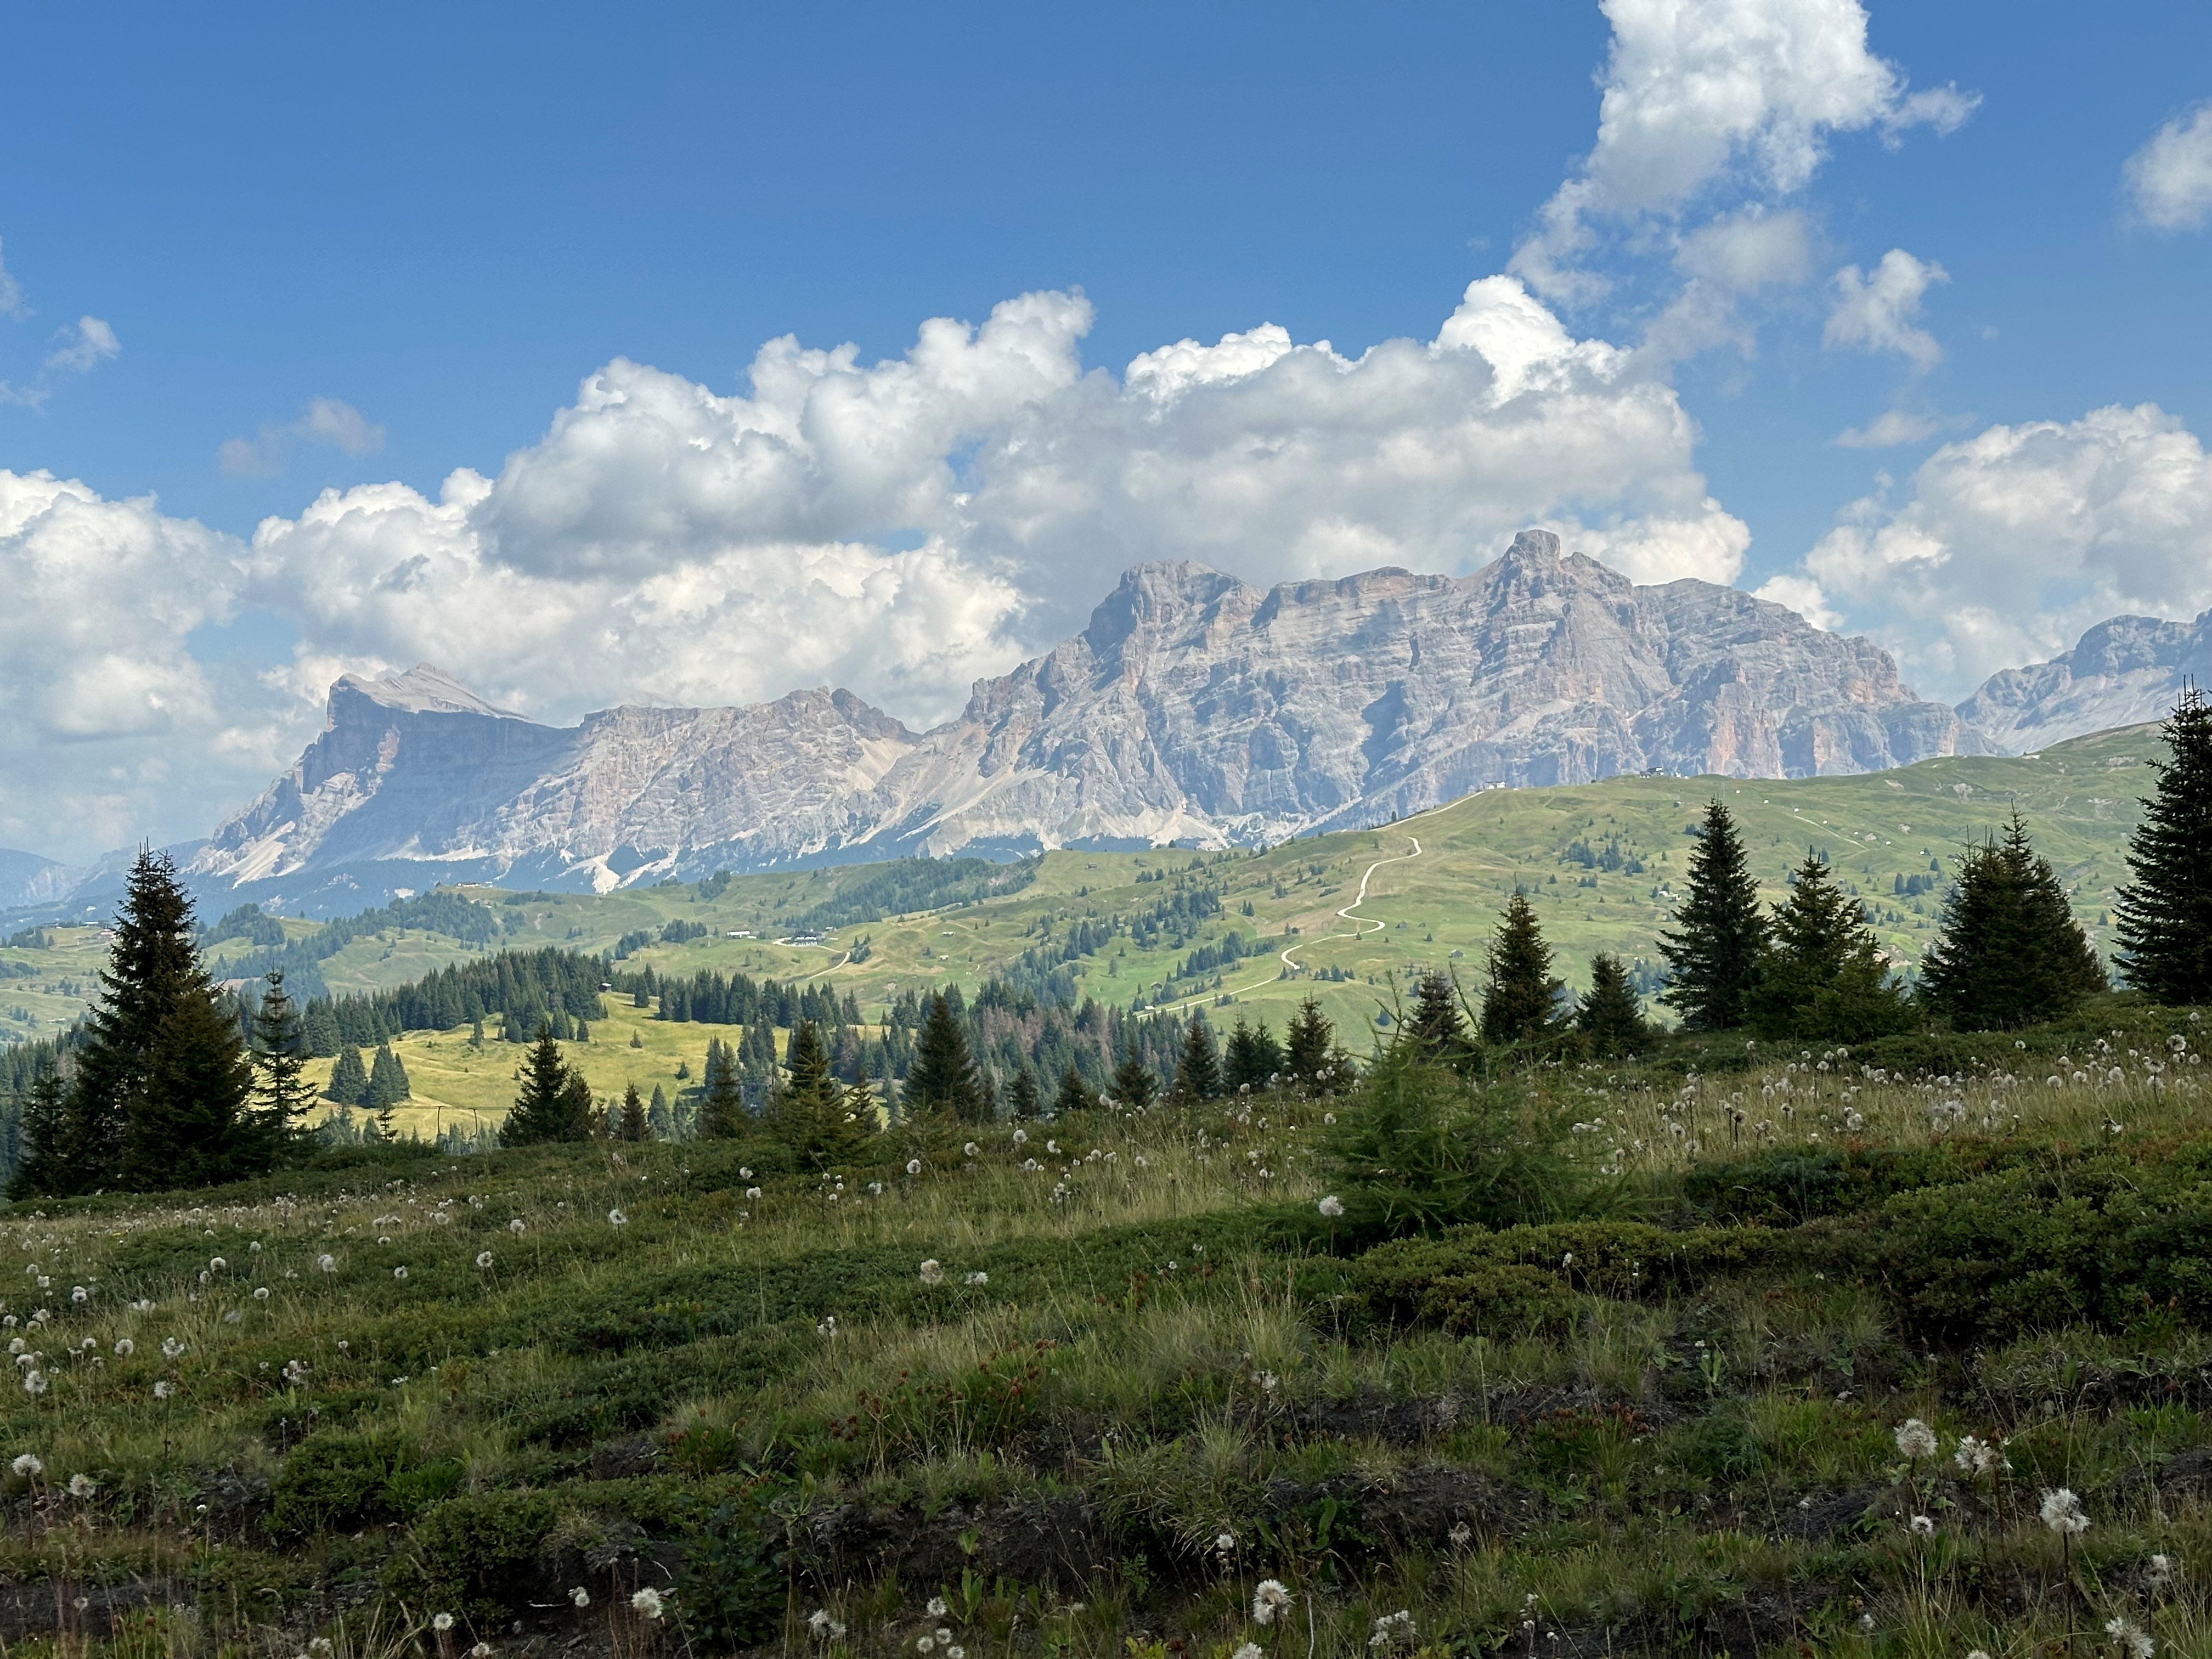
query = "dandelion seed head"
xmin=569 ymin=1588 xmax=590 ymax=1607
xmin=10 ymin=1453 xmax=41 ymax=1477
xmin=1317 ymin=1194 xmax=1345 ymax=1218
xmin=607 ymin=1209 xmax=627 ymax=1226
xmin=1252 ymin=1579 xmax=1293 ymax=1624
xmin=918 ymin=1260 xmax=944 ymax=1285
xmin=2040 ymin=1486 xmax=2091 ymax=1535
xmin=476 ymin=1252 xmax=493 ymax=1268
xmin=431 ymin=1613 xmax=454 ymax=1632
xmin=1893 ymin=1418 xmax=1938 ymax=1460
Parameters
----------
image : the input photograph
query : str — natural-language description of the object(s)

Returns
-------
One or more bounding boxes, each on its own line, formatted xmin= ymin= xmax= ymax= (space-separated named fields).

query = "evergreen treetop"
xmin=2114 ymin=690 xmax=2212 ymax=1003
xmin=1920 ymin=812 xmax=2106 ymax=1029
xmin=1481 ymin=891 xmax=1561 ymax=1046
xmin=696 ymin=1036 xmax=747 ymax=1138
xmin=1577 ymin=951 xmax=1649 ymax=1057
xmin=1053 ymin=1064 xmax=1098 ymax=1116
xmin=1660 ymin=800 xmax=1769 ymax=1031
xmin=1223 ymin=1016 xmax=1285 ymax=1094
xmin=1006 ymin=1066 xmax=1042 ymax=1119
xmin=1108 ymin=1046 xmax=1158 ymax=1111
xmin=617 ymin=1082 xmax=649 ymax=1143
xmin=503 ymin=1025 xmax=590 ymax=1145
xmin=1403 ymin=969 xmax=1473 ymax=1061
xmin=250 ymin=972 xmax=320 ymax=1145
xmin=1747 ymin=854 xmax=1911 ymax=1041
xmin=1172 ymin=1014 xmax=1221 ymax=1102
xmin=1283 ymin=996 xmax=1341 ymax=1092
xmin=902 ymin=992 xmax=987 ymax=1122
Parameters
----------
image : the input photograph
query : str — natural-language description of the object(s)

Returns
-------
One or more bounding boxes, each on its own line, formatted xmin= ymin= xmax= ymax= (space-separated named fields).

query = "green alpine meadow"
xmin=3 ymin=701 xmax=2212 ymax=1656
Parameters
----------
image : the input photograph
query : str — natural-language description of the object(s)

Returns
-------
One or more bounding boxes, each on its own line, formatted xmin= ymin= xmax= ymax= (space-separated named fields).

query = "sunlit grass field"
xmin=7 ymin=989 xmax=2212 ymax=1655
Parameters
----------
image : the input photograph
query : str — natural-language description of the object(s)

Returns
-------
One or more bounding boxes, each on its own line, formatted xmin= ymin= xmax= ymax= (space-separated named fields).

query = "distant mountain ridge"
xmin=174 ymin=530 xmax=1991 ymax=909
xmin=1956 ymin=610 xmax=2212 ymax=752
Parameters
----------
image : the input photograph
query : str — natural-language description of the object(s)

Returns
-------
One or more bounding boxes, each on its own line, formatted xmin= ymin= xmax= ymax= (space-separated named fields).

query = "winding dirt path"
xmin=1156 ymin=834 xmax=1424 ymax=1016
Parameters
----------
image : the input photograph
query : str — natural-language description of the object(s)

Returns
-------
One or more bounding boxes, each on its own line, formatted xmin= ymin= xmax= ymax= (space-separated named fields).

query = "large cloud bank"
xmin=0 ymin=278 xmax=1743 ymax=859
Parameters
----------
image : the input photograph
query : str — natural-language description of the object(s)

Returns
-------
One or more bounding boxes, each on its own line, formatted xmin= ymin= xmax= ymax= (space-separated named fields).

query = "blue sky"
xmin=3 ymin=0 xmax=2211 ymax=861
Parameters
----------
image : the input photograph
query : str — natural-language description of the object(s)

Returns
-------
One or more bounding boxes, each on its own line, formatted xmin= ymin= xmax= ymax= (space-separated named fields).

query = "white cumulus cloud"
xmin=2124 ymin=99 xmax=2212 ymax=230
xmin=1824 ymin=249 xmax=1948 ymax=369
xmin=1512 ymin=0 xmax=1975 ymax=302
xmin=0 ymin=276 xmax=1753 ymax=860
xmin=1772 ymin=403 xmax=2212 ymax=696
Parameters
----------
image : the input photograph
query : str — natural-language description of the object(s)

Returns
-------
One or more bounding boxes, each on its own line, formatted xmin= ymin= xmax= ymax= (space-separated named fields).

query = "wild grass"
xmin=7 ymin=1009 xmax=2212 ymax=1654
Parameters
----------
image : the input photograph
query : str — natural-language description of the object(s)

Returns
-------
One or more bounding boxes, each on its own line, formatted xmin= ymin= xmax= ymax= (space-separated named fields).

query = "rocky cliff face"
xmin=188 ymin=532 xmax=1987 ymax=900
xmin=1956 ymin=611 xmax=2212 ymax=752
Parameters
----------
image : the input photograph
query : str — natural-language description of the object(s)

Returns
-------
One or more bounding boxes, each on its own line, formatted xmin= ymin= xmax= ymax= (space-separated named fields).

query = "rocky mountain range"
xmin=1955 ymin=610 xmax=2212 ymax=753
xmin=169 ymin=529 xmax=1990 ymax=909
xmin=10 ymin=529 xmax=2200 ymax=918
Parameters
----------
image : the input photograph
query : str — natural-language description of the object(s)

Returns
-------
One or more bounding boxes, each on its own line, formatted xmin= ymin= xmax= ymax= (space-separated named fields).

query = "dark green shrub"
xmin=1681 ymin=1143 xmax=2013 ymax=1224
xmin=387 ymin=1491 xmax=560 ymax=1622
xmin=271 ymin=1433 xmax=405 ymax=1536
xmin=1355 ymin=1220 xmax=1770 ymax=1333
xmin=674 ymin=1484 xmax=788 ymax=1648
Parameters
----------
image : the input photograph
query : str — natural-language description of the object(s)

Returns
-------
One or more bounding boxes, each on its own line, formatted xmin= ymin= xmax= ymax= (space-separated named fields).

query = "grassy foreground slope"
xmin=7 ymin=997 xmax=2212 ymax=1655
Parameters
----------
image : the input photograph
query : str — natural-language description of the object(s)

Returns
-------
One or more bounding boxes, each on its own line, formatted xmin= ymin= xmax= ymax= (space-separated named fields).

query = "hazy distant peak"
xmin=335 ymin=664 xmax=521 ymax=720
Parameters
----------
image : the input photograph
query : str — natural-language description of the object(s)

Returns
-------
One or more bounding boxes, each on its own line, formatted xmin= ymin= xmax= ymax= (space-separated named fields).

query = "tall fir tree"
xmin=325 ymin=1046 xmax=369 ymax=1107
xmin=1006 ymin=1065 xmax=1042 ymax=1119
xmin=119 ymin=984 xmax=260 ymax=1190
xmin=249 ymin=972 xmax=320 ymax=1150
xmin=617 ymin=1082 xmax=649 ymax=1142
xmin=1747 ymin=854 xmax=1912 ymax=1041
xmin=1481 ymin=892 xmax=1561 ymax=1045
xmin=902 ymin=992 xmax=986 ymax=1121
xmin=647 ymin=1081 xmax=673 ymax=1139
xmin=1660 ymin=800 xmax=1770 ymax=1030
xmin=503 ymin=1025 xmax=589 ymax=1146
xmin=1577 ymin=952 xmax=1650 ymax=1057
xmin=1223 ymin=1015 xmax=1285 ymax=1093
xmin=1283 ymin=996 xmax=1341 ymax=1092
xmin=1403 ymin=969 xmax=1472 ymax=1060
xmin=1053 ymin=1064 xmax=1097 ymax=1116
xmin=367 ymin=1042 xmax=411 ymax=1109
xmin=771 ymin=1019 xmax=870 ymax=1169
xmin=5 ymin=1071 xmax=66 ymax=1200
xmin=1920 ymin=812 xmax=2107 ymax=1029
xmin=1109 ymin=1045 xmax=1158 ymax=1111
xmin=2114 ymin=689 xmax=2212 ymax=1003
xmin=1172 ymin=1014 xmax=1221 ymax=1102
xmin=53 ymin=849 xmax=212 ymax=1191
xmin=697 ymin=1037 xmax=747 ymax=1138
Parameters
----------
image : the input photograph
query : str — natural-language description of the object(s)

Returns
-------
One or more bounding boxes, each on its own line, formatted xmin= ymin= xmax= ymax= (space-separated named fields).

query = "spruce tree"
xmin=56 ymin=849 xmax=213 ymax=1190
xmin=1172 ymin=1014 xmax=1221 ymax=1102
xmin=1403 ymin=969 xmax=1472 ymax=1060
xmin=1481 ymin=892 xmax=1561 ymax=1045
xmin=772 ymin=1020 xmax=868 ymax=1168
xmin=1053 ymin=1065 xmax=1097 ymax=1115
xmin=120 ymin=986 xmax=260 ymax=1190
xmin=250 ymin=972 xmax=320 ymax=1149
xmin=1223 ymin=1015 xmax=1285 ymax=1093
xmin=6 ymin=1072 xmax=66 ymax=1200
xmin=1283 ymin=996 xmax=1340 ymax=1092
xmin=618 ymin=1082 xmax=649 ymax=1142
xmin=1660 ymin=800 xmax=1770 ymax=1030
xmin=697 ymin=1038 xmax=747 ymax=1138
xmin=368 ymin=1042 xmax=411 ymax=1109
xmin=1109 ymin=1046 xmax=1158 ymax=1111
xmin=1006 ymin=1066 xmax=1041 ymax=1119
xmin=1577 ymin=952 xmax=1649 ymax=1056
xmin=647 ymin=1082 xmax=673 ymax=1138
xmin=326 ymin=1046 xmax=369 ymax=1107
xmin=503 ymin=1026 xmax=583 ymax=1146
xmin=1920 ymin=812 xmax=2106 ymax=1029
xmin=1747 ymin=854 xmax=1911 ymax=1041
xmin=2114 ymin=689 xmax=2212 ymax=1003
xmin=902 ymin=992 xmax=986 ymax=1121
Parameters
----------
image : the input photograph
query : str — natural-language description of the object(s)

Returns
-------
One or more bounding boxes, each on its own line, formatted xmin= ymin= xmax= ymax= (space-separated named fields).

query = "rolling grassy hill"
xmin=0 ymin=722 xmax=2166 ymax=1133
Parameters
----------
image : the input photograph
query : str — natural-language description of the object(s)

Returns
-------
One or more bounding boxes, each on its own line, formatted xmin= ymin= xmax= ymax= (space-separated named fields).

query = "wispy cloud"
xmin=220 ymin=396 xmax=387 ymax=478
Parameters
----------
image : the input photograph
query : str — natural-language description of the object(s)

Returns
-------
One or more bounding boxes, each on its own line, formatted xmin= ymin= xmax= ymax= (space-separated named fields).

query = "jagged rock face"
xmin=1956 ymin=611 xmax=2212 ymax=752
xmin=189 ymin=532 xmax=1985 ymax=894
